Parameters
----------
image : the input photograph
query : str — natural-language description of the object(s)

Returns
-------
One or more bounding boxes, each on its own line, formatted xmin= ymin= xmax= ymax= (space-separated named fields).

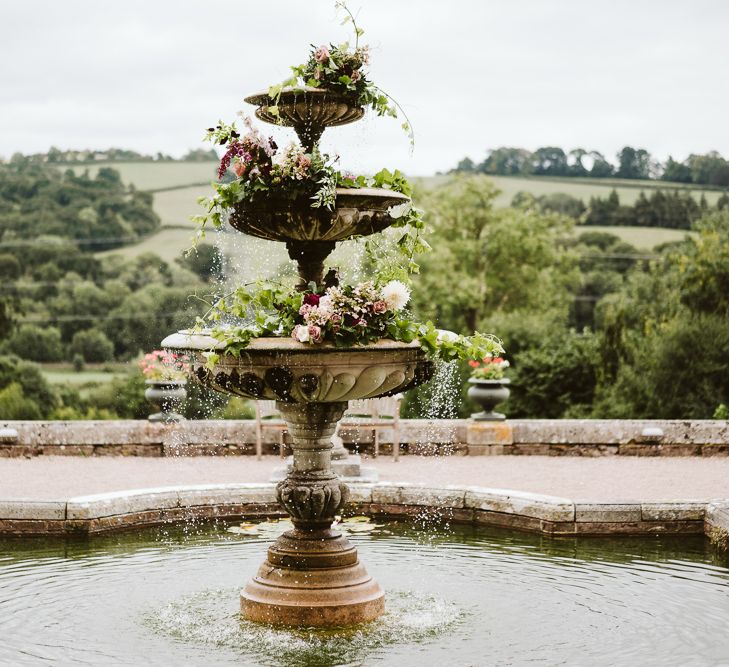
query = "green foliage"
xmin=0 ymin=253 xmax=21 ymax=280
xmin=506 ymin=330 xmax=599 ymax=419
xmin=0 ymin=355 xmax=56 ymax=418
xmin=4 ymin=324 xmax=64 ymax=362
xmin=0 ymin=382 xmax=42 ymax=420
xmin=69 ymin=329 xmax=115 ymax=363
xmin=0 ymin=161 xmax=160 ymax=245
xmin=72 ymin=354 xmax=85 ymax=372
xmin=583 ymin=188 xmax=707 ymax=230
xmin=714 ymin=404 xmax=729 ymax=420
xmin=177 ymin=243 xmax=222 ymax=282
xmin=413 ymin=175 xmax=577 ymax=334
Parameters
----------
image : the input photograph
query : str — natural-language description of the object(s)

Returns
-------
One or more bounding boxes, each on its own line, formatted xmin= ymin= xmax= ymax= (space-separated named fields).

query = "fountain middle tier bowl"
xmin=228 ymin=187 xmax=409 ymax=243
xmin=162 ymin=333 xmax=434 ymax=403
xmin=244 ymin=87 xmax=364 ymax=129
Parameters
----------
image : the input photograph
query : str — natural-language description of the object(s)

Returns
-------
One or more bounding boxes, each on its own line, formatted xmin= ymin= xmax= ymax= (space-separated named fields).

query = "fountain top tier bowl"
xmin=162 ymin=332 xmax=434 ymax=404
xmin=245 ymin=87 xmax=364 ymax=149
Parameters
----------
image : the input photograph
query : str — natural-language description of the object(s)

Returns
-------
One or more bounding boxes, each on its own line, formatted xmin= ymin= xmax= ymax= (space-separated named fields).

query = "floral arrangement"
xmin=193 ymin=118 xmax=427 ymax=277
xmin=468 ymin=355 xmax=510 ymax=381
xmin=138 ymin=350 xmax=189 ymax=381
xmin=268 ymin=1 xmax=413 ymax=146
xmin=200 ymin=280 xmax=503 ymax=368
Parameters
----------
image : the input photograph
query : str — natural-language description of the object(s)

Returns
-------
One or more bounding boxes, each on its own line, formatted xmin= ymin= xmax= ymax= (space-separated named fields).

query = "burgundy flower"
xmin=303 ymin=293 xmax=320 ymax=306
xmin=343 ymin=314 xmax=360 ymax=327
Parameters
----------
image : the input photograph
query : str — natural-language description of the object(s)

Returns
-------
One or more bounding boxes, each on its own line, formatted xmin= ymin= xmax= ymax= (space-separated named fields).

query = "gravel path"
xmin=1 ymin=455 xmax=728 ymax=502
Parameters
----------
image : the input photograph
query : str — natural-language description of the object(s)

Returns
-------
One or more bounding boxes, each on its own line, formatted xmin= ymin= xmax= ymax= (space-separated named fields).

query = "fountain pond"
xmin=1 ymin=519 xmax=728 ymax=666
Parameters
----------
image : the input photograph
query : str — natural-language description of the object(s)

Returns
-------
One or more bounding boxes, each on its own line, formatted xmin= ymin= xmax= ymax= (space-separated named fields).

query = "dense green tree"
xmin=567 ymin=149 xmax=589 ymax=176
xmin=4 ymin=324 xmax=64 ymax=362
xmin=616 ymin=146 xmax=653 ymax=180
xmin=506 ymin=330 xmax=599 ymax=418
xmin=176 ymin=243 xmax=223 ymax=283
xmin=412 ymin=175 xmax=577 ymax=334
xmin=532 ymin=147 xmax=569 ymax=176
xmin=69 ymin=329 xmax=115 ymax=363
xmin=0 ymin=355 xmax=56 ymax=417
xmin=479 ymin=147 xmax=532 ymax=176
xmin=0 ymin=253 xmax=21 ymax=280
xmin=661 ymin=156 xmax=692 ymax=183
xmin=588 ymin=151 xmax=614 ymax=177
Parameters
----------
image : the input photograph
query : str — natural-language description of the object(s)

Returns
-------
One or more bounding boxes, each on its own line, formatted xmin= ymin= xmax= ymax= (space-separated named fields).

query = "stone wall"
xmin=0 ymin=418 xmax=728 ymax=458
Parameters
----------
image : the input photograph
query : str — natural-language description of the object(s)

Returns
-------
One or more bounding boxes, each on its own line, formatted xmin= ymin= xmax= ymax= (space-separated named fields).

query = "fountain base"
xmin=240 ymin=527 xmax=384 ymax=626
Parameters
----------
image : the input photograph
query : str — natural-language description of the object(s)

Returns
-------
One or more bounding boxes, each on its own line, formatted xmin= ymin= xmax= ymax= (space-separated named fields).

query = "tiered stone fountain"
xmin=162 ymin=88 xmax=434 ymax=627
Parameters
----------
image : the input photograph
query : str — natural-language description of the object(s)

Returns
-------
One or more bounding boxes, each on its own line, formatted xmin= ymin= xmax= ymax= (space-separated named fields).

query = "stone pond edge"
xmin=1 ymin=482 xmax=727 ymax=540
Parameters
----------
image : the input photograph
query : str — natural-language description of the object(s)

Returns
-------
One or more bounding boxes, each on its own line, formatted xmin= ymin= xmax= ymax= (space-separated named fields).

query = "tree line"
xmin=517 ymin=189 xmax=729 ymax=230
xmin=0 ymin=147 xmax=218 ymax=164
xmin=454 ymin=146 xmax=729 ymax=187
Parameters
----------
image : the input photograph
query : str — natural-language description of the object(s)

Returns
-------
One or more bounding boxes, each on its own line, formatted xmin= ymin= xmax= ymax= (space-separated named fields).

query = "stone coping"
xmin=1 ymin=419 xmax=728 ymax=458
xmin=0 ymin=482 xmax=723 ymax=539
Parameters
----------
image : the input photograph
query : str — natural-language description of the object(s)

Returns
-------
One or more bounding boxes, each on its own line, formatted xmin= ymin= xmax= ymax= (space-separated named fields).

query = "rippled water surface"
xmin=1 ymin=520 xmax=728 ymax=666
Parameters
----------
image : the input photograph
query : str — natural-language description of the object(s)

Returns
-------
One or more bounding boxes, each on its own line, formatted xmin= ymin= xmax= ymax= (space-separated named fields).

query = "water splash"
xmin=146 ymin=588 xmax=465 ymax=666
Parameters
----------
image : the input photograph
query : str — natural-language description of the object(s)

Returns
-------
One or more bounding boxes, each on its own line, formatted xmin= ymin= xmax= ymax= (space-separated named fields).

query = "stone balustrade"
xmin=0 ymin=419 xmax=727 ymax=458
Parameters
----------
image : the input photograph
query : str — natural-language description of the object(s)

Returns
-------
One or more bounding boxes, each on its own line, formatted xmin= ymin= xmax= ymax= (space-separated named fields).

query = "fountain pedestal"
xmin=241 ymin=401 xmax=384 ymax=626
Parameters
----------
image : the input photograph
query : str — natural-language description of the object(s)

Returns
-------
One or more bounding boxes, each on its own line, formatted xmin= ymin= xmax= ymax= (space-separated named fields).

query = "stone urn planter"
xmin=467 ymin=378 xmax=511 ymax=421
xmin=144 ymin=379 xmax=186 ymax=423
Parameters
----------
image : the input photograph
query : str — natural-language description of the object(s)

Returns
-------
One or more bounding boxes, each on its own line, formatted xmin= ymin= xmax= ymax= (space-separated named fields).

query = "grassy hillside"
xmin=417 ymin=174 xmax=724 ymax=207
xmin=89 ymin=162 xmax=714 ymax=261
xmin=64 ymin=161 xmax=217 ymax=191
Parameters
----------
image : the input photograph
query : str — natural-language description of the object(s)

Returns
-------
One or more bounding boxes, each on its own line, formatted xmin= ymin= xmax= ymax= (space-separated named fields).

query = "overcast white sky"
xmin=1 ymin=0 xmax=727 ymax=175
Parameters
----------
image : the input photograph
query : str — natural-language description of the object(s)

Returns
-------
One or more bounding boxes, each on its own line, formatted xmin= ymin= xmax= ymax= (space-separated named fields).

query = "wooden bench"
xmin=253 ymin=395 xmax=404 ymax=461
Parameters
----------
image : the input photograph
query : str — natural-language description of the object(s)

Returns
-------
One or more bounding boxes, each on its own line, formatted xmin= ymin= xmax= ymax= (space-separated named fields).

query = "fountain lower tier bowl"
xmin=245 ymin=87 xmax=364 ymax=130
xmin=162 ymin=333 xmax=434 ymax=403
xmin=228 ymin=187 xmax=409 ymax=244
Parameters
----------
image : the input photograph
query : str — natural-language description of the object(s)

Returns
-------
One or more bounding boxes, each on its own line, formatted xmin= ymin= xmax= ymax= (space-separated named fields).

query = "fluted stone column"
xmin=240 ymin=400 xmax=385 ymax=627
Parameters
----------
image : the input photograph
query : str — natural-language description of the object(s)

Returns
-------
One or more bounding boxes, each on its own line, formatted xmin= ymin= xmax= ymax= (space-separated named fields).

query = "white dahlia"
xmin=381 ymin=280 xmax=411 ymax=311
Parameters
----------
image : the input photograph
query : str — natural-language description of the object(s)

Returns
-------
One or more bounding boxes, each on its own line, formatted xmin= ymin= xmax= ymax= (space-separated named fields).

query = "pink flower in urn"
xmin=308 ymin=325 xmax=323 ymax=343
xmin=233 ymin=161 xmax=246 ymax=178
xmin=350 ymin=70 xmax=361 ymax=83
xmin=314 ymin=45 xmax=330 ymax=63
xmin=372 ymin=300 xmax=387 ymax=314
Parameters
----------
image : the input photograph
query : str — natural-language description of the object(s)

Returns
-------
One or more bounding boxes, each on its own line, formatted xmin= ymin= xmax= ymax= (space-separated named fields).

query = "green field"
xmin=89 ymin=162 xmax=716 ymax=261
xmin=97 ymin=227 xmax=196 ymax=263
xmin=64 ymin=161 xmax=217 ymax=191
xmin=153 ymin=185 xmax=210 ymax=227
xmin=41 ymin=365 xmax=129 ymax=386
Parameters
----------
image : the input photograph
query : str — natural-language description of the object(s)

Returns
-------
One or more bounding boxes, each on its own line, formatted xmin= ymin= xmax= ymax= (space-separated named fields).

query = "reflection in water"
xmin=0 ymin=521 xmax=728 ymax=666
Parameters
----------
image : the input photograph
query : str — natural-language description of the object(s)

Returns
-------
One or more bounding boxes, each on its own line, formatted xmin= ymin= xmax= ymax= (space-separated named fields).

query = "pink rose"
xmin=308 ymin=325 xmax=323 ymax=343
xmin=314 ymin=45 xmax=330 ymax=63
xmin=233 ymin=161 xmax=246 ymax=178
xmin=372 ymin=300 xmax=387 ymax=314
